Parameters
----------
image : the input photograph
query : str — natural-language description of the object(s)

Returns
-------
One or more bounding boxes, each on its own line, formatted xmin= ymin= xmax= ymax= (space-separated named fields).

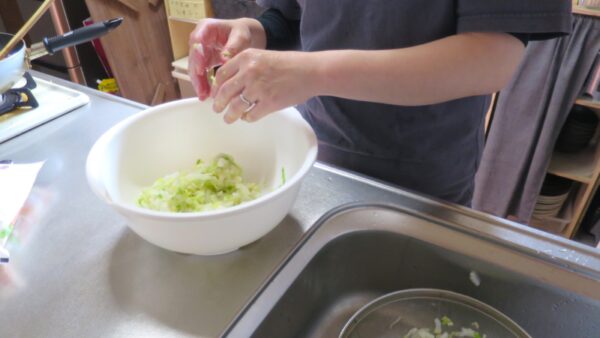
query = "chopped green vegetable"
xmin=208 ymin=67 xmax=216 ymax=86
xmin=222 ymin=50 xmax=232 ymax=58
xmin=441 ymin=316 xmax=454 ymax=327
xmin=281 ymin=167 xmax=286 ymax=186
xmin=0 ymin=223 xmax=13 ymax=239
xmin=137 ymin=154 xmax=261 ymax=212
xmin=404 ymin=317 xmax=485 ymax=338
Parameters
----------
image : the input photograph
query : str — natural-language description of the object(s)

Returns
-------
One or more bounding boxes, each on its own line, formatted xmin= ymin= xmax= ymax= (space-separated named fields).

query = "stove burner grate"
xmin=0 ymin=73 xmax=39 ymax=116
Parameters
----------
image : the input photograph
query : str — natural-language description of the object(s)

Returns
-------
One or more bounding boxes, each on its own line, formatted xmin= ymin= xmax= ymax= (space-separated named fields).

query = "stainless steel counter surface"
xmin=0 ymin=73 xmax=599 ymax=338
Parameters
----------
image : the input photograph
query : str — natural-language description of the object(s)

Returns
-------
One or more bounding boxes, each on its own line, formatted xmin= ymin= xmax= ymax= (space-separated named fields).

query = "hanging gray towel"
xmin=473 ymin=15 xmax=600 ymax=224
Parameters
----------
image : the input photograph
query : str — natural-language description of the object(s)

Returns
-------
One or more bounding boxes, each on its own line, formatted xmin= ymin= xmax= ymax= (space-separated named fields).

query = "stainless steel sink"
xmin=223 ymin=203 xmax=600 ymax=338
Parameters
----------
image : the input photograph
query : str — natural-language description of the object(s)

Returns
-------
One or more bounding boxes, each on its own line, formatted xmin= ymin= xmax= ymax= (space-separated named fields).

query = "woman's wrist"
xmin=303 ymin=50 xmax=341 ymax=98
xmin=295 ymin=51 xmax=329 ymax=100
xmin=238 ymin=18 xmax=267 ymax=50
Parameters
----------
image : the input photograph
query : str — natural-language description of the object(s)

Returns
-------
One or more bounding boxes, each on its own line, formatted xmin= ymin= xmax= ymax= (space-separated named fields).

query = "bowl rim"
xmin=86 ymin=98 xmax=318 ymax=221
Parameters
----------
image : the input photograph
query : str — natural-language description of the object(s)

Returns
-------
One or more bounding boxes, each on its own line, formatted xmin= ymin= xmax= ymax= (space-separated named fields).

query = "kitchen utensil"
xmin=339 ymin=288 xmax=531 ymax=338
xmin=0 ymin=0 xmax=54 ymax=60
xmin=86 ymin=98 xmax=318 ymax=255
xmin=0 ymin=34 xmax=26 ymax=94
xmin=0 ymin=75 xmax=89 ymax=143
xmin=0 ymin=18 xmax=123 ymax=93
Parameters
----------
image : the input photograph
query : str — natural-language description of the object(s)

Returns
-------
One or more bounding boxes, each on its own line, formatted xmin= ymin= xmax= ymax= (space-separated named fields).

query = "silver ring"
xmin=239 ymin=93 xmax=257 ymax=113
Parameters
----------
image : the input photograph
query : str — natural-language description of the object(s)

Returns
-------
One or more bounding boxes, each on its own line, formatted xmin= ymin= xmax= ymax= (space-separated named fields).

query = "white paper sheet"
xmin=0 ymin=161 xmax=44 ymax=263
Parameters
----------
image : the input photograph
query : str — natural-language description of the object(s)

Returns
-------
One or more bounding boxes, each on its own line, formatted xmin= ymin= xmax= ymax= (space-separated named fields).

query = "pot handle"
xmin=30 ymin=18 xmax=123 ymax=60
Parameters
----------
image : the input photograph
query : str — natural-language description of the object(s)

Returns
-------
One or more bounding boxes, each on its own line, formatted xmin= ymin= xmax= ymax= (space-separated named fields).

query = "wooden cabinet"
xmin=164 ymin=0 xmax=213 ymax=98
xmin=85 ymin=0 xmax=178 ymax=105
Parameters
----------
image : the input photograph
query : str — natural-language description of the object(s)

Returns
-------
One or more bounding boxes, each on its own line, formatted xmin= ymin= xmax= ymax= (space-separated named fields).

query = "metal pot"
xmin=0 ymin=33 xmax=26 ymax=93
xmin=0 ymin=18 xmax=122 ymax=93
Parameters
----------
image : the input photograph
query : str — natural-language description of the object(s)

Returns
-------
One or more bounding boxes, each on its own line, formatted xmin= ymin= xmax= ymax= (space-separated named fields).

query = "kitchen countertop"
xmin=1 ymin=72 xmax=599 ymax=338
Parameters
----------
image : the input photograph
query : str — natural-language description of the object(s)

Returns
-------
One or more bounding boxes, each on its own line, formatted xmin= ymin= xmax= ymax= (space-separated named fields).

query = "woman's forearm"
xmin=309 ymin=32 xmax=525 ymax=106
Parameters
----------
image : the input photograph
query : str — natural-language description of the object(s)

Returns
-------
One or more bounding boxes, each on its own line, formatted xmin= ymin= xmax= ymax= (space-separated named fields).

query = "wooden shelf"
xmin=576 ymin=97 xmax=600 ymax=110
xmin=167 ymin=19 xmax=196 ymax=60
xmin=563 ymin=180 xmax=596 ymax=238
xmin=168 ymin=16 xmax=199 ymax=24
xmin=531 ymin=186 xmax=578 ymax=237
xmin=573 ymin=5 xmax=600 ymax=17
xmin=172 ymin=56 xmax=189 ymax=72
xmin=548 ymin=146 xmax=596 ymax=183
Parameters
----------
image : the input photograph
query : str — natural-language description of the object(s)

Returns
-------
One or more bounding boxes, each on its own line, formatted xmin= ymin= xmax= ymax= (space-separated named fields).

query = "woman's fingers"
xmin=189 ymin=26 xmax=215 ymax=99
xmin=211 ymin=49 xmax=313 ymax=124
xmin=222 ymin=27 xmax=251 ymax=58
xmin=223 ymin=95 xmax=257 ymax=124
xmin=242 ymin=101 xmax=270 ymax=122
xmin=213 ymin=49 xmax=275 ymax=123
xmin=189 ymin=43 xmax=211 ymax=99
xmin=189 ymin=19 xmax=232 ymax=100
xmin=212 ymin=50 xmax=244 ymax=88
xmin=213 ymin=71 xmax=244 ymax=112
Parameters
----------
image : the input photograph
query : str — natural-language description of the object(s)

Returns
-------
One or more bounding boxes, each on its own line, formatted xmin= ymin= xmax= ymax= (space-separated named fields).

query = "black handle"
xmin=43 ymin=18 xmax=123 ymax=55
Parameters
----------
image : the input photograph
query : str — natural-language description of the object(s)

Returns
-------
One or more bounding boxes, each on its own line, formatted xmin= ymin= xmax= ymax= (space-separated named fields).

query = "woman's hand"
xmin=188 ymin=18 xmax=267 ymax=100
xmin=211 ymin=48 xmax=319 ymax=123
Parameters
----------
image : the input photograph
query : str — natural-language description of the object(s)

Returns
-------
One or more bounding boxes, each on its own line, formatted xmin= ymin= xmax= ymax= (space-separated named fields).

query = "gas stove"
xmin=0 ymin=73 xmax=89 ymax=143
xmin=0 ymin=73 xmax=39 ymax=115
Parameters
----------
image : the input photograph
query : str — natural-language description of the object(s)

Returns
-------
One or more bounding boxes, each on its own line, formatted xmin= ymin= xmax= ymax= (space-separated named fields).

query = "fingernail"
xmin=213 ymin=101 xmax=223 ymax=112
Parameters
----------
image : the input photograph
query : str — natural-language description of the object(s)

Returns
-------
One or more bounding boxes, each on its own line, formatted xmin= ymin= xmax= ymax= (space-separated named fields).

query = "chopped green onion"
xmin=137 ymin=154 xmax=261 ymax=212
xmin=208 ymin=68 xmax=216 ymax=86
xmin=404 ymin=317 xmax=485 ymax=338
xmin=441 ymin=316 xmax=454 ymax=327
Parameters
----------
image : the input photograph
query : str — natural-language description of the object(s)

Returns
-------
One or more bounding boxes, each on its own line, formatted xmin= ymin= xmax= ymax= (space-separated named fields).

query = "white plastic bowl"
xmin=86 ymin=98 xmax=317 ymax=255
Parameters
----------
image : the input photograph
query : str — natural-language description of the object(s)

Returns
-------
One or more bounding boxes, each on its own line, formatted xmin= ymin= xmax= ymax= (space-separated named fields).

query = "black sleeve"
xmin=509 ymin=33 xmax=530 ymax=46
xmin=457 ymin=1 xmax=572 ymax=41
xmin=257 ymin=8 xmax=300 ymax=51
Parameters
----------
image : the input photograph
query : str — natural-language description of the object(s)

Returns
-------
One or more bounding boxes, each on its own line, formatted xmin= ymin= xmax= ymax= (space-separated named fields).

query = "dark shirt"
xmin=258 ymin=8 xmax=531 ymax=48
xmin=256 ymin=0 xmax=572 ymax=205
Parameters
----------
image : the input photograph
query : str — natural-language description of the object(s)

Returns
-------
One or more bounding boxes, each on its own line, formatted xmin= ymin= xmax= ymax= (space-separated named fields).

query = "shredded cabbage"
xmin=137 ymin=154 xmax=261 ymax=212
xmin=403 ymin=317 xmax=486 ymax=338
xmin=281 ymin=167 xmax=287 ymax=186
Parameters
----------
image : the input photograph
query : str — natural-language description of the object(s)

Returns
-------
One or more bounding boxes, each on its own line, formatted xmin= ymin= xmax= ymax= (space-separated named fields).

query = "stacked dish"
xmin=533 ymin=174 xmax=572 ymax=218
xmin=555 ymin=106 xmax=598 ymax=153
